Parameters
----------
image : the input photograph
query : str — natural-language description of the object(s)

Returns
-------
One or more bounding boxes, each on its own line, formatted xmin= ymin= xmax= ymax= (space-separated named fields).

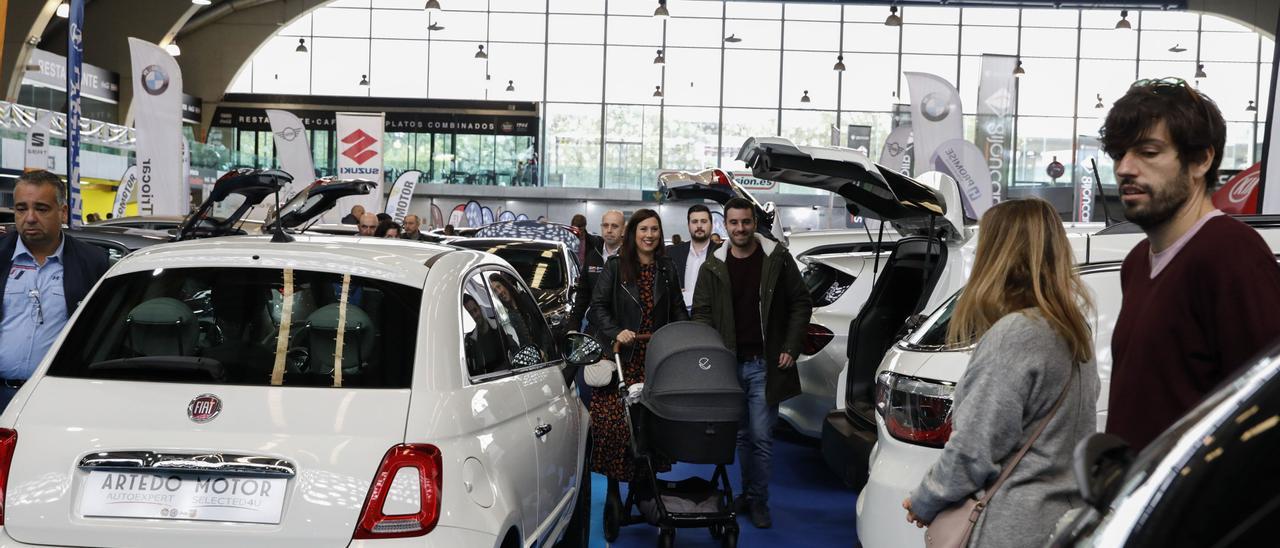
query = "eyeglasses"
xmin=1130 ymin=77 xmax=1214 ymax=123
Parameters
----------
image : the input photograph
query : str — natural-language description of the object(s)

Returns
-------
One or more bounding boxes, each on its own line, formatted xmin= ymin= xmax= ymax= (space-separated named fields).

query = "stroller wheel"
xmin=720 ymin=526 xmax=739 ymax=548
xmin=657 ymin=526 xmax=675 ymax=548
xmin=603 ymin=493 xmax=622 ymax=542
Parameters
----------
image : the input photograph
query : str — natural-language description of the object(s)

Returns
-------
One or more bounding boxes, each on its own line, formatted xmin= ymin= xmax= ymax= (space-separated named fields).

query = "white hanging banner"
xmin=335 ymin=111 xmax=386 ymax=215
xmin=111 ymin=165 xmax=139 ymax=219
xmin=931 ymin=138 xmax=994 ymax=220
xmin=904 ymin=72 xmax=964 ymax=178
xmin=128 ymin=37 xmax=187 ymax=216
xmin=976 ymin=55 xmax=1018 ymax=203
xmin=384 ymin=170 xmax=423 ymax=224
xmin=24 ymin=111 xmax=53 ymax=171
xmin=266 ymin=109 xmax=318 ymax=198
xmin=878 ymin=125 xmax=914 ymax=176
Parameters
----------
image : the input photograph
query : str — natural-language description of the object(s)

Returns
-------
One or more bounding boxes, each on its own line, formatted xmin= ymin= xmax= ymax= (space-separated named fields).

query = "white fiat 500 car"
xmin=854 ymin=217 xmax=1280 ymax=548
xmin=0 ymin=234 xmax=599 ymax=548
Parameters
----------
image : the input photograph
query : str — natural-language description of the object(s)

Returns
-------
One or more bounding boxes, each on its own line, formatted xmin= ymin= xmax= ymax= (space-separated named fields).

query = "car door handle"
xmin=534 ymin=423 xmax=552 ymax=438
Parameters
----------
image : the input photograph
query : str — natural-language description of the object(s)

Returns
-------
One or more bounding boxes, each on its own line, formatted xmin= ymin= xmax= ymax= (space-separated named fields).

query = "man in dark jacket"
xmin=666 ymin=204 xmax=719 ymax=311
xmin=567 ymin=210 xmax=620 ymax=335
xmin=0 ymin=171 xmax=109 ymax=410
xmin=692 ymin=198 xmax=811 ymax=529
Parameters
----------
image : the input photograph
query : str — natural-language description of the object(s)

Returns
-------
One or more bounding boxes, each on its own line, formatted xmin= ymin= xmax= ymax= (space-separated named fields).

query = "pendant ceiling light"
xmin=359 ymin=74 xmax=369 ymax=86
xmin=506 ymin=80 xmax=515 ymax=92
xmin=885 ymin=5 xmax=902 ymax=27
xmin=1115 ymin=10 xmax=1132 ymax=30
xmin=1247 ymin=100 xmax=1258 ymax=112
xmin=653 ymin=85 xmax=664 ymax=98
xmin=1095 ymin=94 xmax=1105 ymax=109
xmin=1168 ymin=43 xmax=1186 ymax=53
xmin=800 ymin=90 xmax=811 ymax=103
xmin=654 ymin=49 xmax=665 ymax=64
xmin=424 ymin=0 xmax=442 ymax=12
xmin=1013 ymin=59 xmax=1025 ymax=77
xmin=1195 ymin=64 xmax=1207 ymax=79
xmin=475 ymin=45 xmax=487 ymax=59
xmin=296 ymin=38 xmax=308 ymax=53
xmin=833 ymin=54 xmax=846 ymax=72
xmin=428 ymin=22 xmax=444 ymax=31
xmin=653 ymin=0 xmax=669 ymax=19
xmin=724 ymin=34 xmax=741 ymax=43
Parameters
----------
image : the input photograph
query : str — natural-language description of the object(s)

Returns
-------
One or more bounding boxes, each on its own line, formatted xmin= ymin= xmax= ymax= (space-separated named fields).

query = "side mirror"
xmin=1073 ymin=433 xmax=1134 ymax=510
xmin=897 ymin=314 xmax=929 ymax=340
xmin=565 ymin=331 xmax=604 ymax=366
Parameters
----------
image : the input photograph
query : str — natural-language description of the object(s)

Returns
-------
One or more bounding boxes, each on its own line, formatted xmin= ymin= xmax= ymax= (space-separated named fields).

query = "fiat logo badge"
xmin=187 ymin=394 xmax=222 ymax=423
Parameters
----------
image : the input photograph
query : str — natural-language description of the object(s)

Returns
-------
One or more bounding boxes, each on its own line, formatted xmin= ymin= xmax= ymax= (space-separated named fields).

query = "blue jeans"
xmin=736 ymin=357 xmax=778 ymax=503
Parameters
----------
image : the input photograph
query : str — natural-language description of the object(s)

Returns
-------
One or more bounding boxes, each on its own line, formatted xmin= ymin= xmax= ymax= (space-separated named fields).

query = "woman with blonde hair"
xmin=903 ymin=198 xmax=1099 ymax=548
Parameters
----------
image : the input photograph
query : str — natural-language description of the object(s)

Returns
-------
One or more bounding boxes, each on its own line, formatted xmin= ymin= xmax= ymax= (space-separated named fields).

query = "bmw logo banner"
xmin=904 ymin=72 xmax=964 ymax=179
xmin=127 ymin=38 xmax=187 ymax=216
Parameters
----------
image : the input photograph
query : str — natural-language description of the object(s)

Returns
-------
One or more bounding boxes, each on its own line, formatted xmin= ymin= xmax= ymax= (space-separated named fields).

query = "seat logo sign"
xmin=187 ymin=394 xmax=222 ymax=423
xmin=140 ymin=65 xmax=169 ymax=96
xmin=341 ymin=129 xmax=379 ymax=165
xmin=698 ymin=357 xmax=712 ymax=371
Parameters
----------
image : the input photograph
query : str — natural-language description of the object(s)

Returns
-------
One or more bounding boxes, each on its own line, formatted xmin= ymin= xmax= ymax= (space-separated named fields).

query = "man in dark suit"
xmin=666 ymin=204 xmax=719 ymax=311
xmin=0 ymin=171 xmax=109 ymax=410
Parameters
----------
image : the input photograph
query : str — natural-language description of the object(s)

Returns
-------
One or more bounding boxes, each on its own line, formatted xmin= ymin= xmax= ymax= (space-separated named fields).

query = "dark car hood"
xmin=177 ymin=169 xmax=290 ymax=240
xmin=264 ymin=178 xmax=376 ymax=231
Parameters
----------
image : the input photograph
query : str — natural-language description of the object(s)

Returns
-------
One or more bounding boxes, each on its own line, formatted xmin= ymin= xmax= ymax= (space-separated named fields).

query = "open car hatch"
xmin=176 ymin=169 xmax=290 ymax=241
xmin=263 ymin=178 xmax=376 ymax=231
xmin=736 ymin=137 xmax=960 ymax=239
xmin=657 ymin=168 xmax=780 ymax=240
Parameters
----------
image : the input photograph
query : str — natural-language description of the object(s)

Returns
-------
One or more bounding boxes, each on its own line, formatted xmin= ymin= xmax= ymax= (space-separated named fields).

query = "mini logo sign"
xmin=697 ymin=357 xmax=712 ymax=371
xmin=187 ymin=394 xmax=222 ymax=423
xmin=140 ymin=65 xmax=169 ymax=96
xmin=275 ymin=126 xmax=305 ymax=142
xmin=341 ymin=129 xmax=378 ymax=165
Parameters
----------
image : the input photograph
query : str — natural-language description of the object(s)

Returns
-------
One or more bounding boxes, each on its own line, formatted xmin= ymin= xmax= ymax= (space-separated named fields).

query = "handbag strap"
xmin=976 ymin=364 xmax=1077 ymax=508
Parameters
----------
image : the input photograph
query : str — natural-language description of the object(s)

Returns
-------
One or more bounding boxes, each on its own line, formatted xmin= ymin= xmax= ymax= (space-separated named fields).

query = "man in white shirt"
xmin=667 ymin=204 xmax=719 ymax=310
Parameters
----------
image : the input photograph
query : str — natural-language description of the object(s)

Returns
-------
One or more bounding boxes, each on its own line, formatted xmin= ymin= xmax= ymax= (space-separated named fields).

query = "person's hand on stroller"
xmin=616 ymin=329 xmax=637 ymax=345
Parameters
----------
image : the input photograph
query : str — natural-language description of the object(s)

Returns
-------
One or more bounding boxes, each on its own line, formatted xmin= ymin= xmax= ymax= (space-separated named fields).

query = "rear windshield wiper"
xmin=87 ymin=357 xmax=227 ymax=382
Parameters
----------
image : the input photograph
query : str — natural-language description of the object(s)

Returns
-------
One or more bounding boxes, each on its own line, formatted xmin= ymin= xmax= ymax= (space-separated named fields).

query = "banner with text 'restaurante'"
xmin=977 ymin=55 xmax=1018 ymax=203
xmin=266 ymin=109 xmax=318 ymax=199
xmin=335 ymin=112 xmax=385 ymax=215
xmin=128 ymin=38 xmax=186 ymax=216
xmin=904 ymin=72 xmax=963 ymax=178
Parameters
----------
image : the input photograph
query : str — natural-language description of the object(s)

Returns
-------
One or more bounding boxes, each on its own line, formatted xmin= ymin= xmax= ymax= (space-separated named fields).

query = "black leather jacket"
xmin=588 ymin=255 xmax=690 ymax=364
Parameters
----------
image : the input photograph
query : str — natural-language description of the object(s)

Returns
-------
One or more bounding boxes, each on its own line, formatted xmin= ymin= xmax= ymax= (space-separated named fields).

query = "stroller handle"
xmin=611 ymin=333 xmax=653 ymax=355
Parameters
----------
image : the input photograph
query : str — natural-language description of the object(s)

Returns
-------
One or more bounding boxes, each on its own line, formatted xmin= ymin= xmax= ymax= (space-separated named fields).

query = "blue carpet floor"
xmin=588 ymin=430 xmax=858 ymax=547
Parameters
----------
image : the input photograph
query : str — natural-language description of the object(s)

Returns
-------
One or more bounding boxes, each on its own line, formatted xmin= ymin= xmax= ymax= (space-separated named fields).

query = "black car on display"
xmin=449 ymin=237 xmax=580 ymax=340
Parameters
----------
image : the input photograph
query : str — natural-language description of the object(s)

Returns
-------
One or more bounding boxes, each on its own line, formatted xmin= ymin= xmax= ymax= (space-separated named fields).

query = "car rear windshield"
xmin=48 ymin=267 xmax=420 ymax=388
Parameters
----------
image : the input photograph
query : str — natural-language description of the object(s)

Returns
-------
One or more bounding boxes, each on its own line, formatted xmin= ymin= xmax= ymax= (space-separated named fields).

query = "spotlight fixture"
xmin=359 ymin=74 xmax=369 ymax=86
xmin=884 ymin=5 xmax=902 ymax=27
xmin=1115 ymin=10 xmax=1132 ymax=30
xmin=800 ymin=90 xmax=811 ymax=103
xmin=1095 ymin=93 xmax=1104 ymax=109
xmin=724 ymin=34 xmax=742 ymax=43
xmin=653 ymin=0 xmax=669 ymax=18
xmin=428 ymin=22 xmax=444 ymax=31
xmin=296 ymin=38 xmax=308 ymax=53
xmin=424 ymin=0 xmax=442 ymax=12
xmin=475 ymin=45 xmax=487 ymax=59
xmin=55 ymin=2 xmax=69 ymax=18
xmin=1195 ymin=63 xmax=1207 ymax=79
xmin=164 ymin=43 xmax=182 ymax=57
xmin=654 ymin=49 xmax=665 ymax=64
xmin=506 ymin=80 xmax=515 ymax=92
xmin=653 ymin=85 xmax=664 ymax=98
xmin=1168 ymin=43 xmax=1187 ymax=53
xmin=192 ymin=0 xmax=212 ymax=5
xmin=1247 ymin=100 xmax=1258 ymax=112
xmin=1013 ymin=60 xmax=1025 ymax=77
xmin=833 ymin=54 xmax=846 ymax=72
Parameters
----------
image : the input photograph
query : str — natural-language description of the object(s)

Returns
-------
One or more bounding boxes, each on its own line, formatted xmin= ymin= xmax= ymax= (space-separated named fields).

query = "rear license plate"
xmin=79 ymin=471 xmax=287 ymax=524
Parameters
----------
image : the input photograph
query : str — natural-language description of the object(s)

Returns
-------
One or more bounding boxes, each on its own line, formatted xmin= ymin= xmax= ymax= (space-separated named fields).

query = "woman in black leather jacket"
xmin=587 ymin=208 xmax=689 ymax=515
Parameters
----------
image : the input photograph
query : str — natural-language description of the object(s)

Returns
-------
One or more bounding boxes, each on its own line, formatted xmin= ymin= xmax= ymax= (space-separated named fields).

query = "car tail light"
xmin=802 ymin=323 xmax=834 ymax=355
xmin=0 ymin=429 xmax=16 ymax=525
xmin=875 ymin=371 xmax=955 ymax=448
xmin=353 ymin=444 xmax=442 ymax=539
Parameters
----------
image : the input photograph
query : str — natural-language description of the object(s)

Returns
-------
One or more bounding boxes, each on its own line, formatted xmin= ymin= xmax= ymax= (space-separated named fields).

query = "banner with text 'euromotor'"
xmin=336 ymin=112 xmax=385 ymax=215
xmin=112 ymin=165 xmax=139 ymax=219
xmin=128 ymin=38 xmax=186 ymax=216
xmin=385 ymin=170 xmax=422 ymax=224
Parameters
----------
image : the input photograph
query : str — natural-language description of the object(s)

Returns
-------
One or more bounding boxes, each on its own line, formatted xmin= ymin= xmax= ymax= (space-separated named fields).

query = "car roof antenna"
xmin=270 ymin=175 xmax=295 ymax=243
xmin=1090 ymin=158 xmax=1117 ymax=227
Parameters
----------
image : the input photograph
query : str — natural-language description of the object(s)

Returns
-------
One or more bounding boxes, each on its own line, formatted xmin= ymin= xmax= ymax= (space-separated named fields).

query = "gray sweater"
xmin=909 ymin=311 xmax=1098 ymax=548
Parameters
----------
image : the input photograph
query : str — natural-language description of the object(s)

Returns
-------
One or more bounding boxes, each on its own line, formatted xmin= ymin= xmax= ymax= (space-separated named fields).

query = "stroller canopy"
xmin=642 ymin=321 xmax=744 ymax=423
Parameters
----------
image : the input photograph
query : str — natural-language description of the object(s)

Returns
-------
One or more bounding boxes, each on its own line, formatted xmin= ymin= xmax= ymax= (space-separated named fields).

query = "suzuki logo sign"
xmin=341 ymin=129 xmax=379 ymax=165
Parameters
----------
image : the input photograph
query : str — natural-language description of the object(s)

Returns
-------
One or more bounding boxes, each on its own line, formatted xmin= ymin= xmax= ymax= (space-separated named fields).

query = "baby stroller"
xmin=603 ymin=321 xmax=744 ymax=548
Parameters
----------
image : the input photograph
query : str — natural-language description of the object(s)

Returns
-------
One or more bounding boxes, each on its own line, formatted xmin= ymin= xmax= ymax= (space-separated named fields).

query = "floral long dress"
xmin=589 ymin=263 xmax=670 ymax=481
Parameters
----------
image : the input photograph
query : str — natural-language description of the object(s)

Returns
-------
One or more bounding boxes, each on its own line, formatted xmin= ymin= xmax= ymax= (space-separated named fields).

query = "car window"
xmin=462 ymin=273 xmax=515 ymax=379
xmin=905 ymin=292 xmax=961 ymax=349
xmin=483 ymin=270 xmax=559 ymax=368
xmin=1127 ymin=364 xmax=1280 ymax=547
xmin=84 ymin=241 xmax=127 ymax=266
xmin=489 ymin=246 xmax=566 ymax=290
xmin=47 ymin=267 xmax=420 ymax=388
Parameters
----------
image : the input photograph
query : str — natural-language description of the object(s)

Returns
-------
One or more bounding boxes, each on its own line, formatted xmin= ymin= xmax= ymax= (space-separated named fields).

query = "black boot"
xmin=606 ymin=477 xmax=622 ymax=510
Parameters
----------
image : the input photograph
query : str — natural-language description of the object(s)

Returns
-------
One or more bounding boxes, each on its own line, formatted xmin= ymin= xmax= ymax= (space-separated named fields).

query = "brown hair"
xmin=1100 ymin=79 xmax=1225 ymax=191
xmin=618 ymin=208 xmax=665 ymax=284
xmin=947 ymin=199 xmax=1093 ymax=363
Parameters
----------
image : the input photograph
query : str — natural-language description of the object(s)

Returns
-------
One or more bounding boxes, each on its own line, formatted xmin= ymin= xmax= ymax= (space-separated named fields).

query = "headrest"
xmin=127 ymin=297 xmax=199 ymax=357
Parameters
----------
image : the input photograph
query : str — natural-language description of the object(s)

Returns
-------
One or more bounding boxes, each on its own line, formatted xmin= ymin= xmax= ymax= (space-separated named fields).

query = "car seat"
xmin=126 ymin=297 xmax=200 ymax=357
xmin=292 ymin=303 xmax=378 ymax=376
